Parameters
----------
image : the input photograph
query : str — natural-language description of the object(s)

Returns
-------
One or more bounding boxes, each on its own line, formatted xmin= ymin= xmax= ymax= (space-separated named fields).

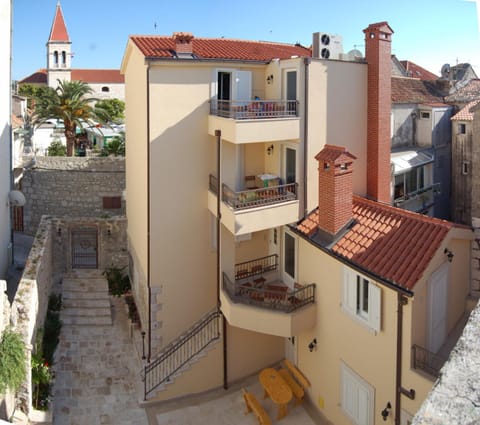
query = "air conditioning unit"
xmin=312 ymin=32 xmax=343 ymax=60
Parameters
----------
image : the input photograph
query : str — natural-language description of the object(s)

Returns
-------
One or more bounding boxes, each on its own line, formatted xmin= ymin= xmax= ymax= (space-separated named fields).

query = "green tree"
xmin=101 ymin=133 xmax=125 ymax=157
xmin=18 ymin=84 xmax=51 ymax=109
xmin=33 ymin=80 xmax=111 ymax=156
xmin=0 ymin=328 xmax=27 ymax=395
xmin=95 ymin=98 xmax=125 ymax=123
xmin=47 ymin=138 xmax=67 ymax=156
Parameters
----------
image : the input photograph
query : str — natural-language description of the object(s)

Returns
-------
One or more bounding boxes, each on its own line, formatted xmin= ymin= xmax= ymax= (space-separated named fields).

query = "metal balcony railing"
xmin=210 ymin=99 xmax=299 ymax=120
xmin=412 ymin=344 xmax=447 ymax=378
xmin=235 ymin=254 xmax=278 ymax=281
xmin=223 ymin=273 xmax=316 ymax=313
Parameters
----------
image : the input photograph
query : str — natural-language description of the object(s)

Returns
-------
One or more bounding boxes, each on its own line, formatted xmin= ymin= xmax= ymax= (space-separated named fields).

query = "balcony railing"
xmin=210 ymin=175 xmax=298 ymax=210
xmin=223 ymin=273 xmax=315 ymax=313
xmin=210 ymin=99 xmax=299 ymax=120
xmin=412 ymin=344 xmax=447 ymax=378
xmin=235 ymin=254 xmax=278 ymax=281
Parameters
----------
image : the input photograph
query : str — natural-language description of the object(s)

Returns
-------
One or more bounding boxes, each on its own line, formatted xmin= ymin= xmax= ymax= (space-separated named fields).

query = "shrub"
xmin=47 ymin=139 xmax=67 ymax=156
xmin=103 ymin=266 xmax=131 ymax=296
xmin=0 ymin=328 xmax=27 ymax=395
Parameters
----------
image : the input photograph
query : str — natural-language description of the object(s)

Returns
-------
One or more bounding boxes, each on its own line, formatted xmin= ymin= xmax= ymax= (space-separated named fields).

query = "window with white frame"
xmin=341 ymin=362 xmax=375 ymax=425
xmin=394 ymin=165 xmax=428 ymax=201
xmin=342 ymin=267 xmax=381 ymax=333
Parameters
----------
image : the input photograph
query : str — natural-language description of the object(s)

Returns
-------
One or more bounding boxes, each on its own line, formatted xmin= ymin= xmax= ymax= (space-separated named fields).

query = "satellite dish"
xmin=8 ymin=190 xmax=26 ymax=207
xmin=441 ymin=63 xmax=451 ymax=79
xmin=347 ymin=49 xmax=363 ymax=60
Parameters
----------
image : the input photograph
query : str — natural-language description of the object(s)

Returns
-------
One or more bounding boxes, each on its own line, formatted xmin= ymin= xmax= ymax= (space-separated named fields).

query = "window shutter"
xmin=368 ymin=283 xmax=381 ymax=333
xmin=342 ymin=269 xmax=356 ymax=316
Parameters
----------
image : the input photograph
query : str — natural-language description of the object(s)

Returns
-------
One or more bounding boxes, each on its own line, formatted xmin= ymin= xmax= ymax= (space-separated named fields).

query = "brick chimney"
xmin=315 ymin=145 xmax=357 ymax=237
xmin=172 ymin=32 xmax=194 ymax=56
xmin=363 ymin=22 xmax=393 ymax=204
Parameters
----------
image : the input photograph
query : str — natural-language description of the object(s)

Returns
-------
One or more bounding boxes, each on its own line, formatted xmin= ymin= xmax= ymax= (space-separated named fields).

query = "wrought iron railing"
xmin=412 ymin=344 xmax=447 ymax=378
xmin=223 ymin=273 xmax=316 ymax=313
xmin=235 ymin=254 xmax=278 ymax=281
xmin=210 ymin=99 xmax=299 ymax=119
xmin=143 ymin=308 xmax=222 ymax=399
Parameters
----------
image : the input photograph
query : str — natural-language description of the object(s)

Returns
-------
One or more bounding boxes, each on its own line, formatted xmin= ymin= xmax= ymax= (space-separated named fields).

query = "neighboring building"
xmin=0 ymin=0 xmax=12 ymax=278
xmin=450 ymin=100 xmax=480 ymax=224
xmin=390 ymin=76 xmax=452 ymax=218
xmin=18 ymin=2 xmax=124 ymax=101
xmin=121 ymin=21 xmax=475 ymax=424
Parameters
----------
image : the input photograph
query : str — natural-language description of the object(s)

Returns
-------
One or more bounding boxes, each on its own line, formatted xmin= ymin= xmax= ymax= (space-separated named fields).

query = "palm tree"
xmin=33 ymin=80 xmax=111 ymax=156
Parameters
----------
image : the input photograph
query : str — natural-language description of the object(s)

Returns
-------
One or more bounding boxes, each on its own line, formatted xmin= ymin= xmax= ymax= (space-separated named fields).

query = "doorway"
xmin=282 ymin=229 xmax=297 ymax=288
xmin=71 ymin=227 xmax=98 ymax=269
xmin=427 ymin=262 xmax=449 ymax=353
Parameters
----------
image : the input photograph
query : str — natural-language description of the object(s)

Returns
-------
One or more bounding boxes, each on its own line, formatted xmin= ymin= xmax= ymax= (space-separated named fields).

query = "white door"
xmin=283 ymin=146 xmax=297 ymax=184
xmin=282 ymin=229 xmax=297 ymax=288
xmin=233 ymin=70 xmax=252 ymax=102
xmin=427 ymin=263 xmax=449 ymax=353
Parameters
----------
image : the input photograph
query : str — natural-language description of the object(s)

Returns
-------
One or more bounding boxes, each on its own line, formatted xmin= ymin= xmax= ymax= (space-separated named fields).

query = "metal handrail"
xmin=223 ymin=273 xmax=316 ymax=313
xmin=210 ymin=99 xmax=299 ymax=119
xmin=143 ymin=308 xmax=221 ymax=399
xmin=235 ymin=254 xmax=278 ymax=281
xmin=412 ymin=344 xmax=447 ymax=378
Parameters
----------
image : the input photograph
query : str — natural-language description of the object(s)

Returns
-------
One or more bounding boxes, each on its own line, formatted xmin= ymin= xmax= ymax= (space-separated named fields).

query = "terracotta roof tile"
xmin=71 ymin=69 xmax=124 ymax=84
xmin=20 ymin=69 xmax=47 ymax=84
xmin=445 ymin=79 xmax=480 ymax=103
xmin=399 ymin=60 xmax=438 ymax=81
xmin=295 ymin=196 xmax=453 ymax=291
xmin=391 ymin=76 xmax=445 ymax=104
xmin=48 ymin=4 xmax=70 ymax=42
xmin=451 ymin=99 xmax=480 ymax=121
xmin=130 ymin=35 xmax=311 ymax=61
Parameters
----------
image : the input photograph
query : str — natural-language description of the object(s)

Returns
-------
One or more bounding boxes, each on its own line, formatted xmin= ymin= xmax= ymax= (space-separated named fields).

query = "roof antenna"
xmin=154 ymin=22 xmax=157 ymax=32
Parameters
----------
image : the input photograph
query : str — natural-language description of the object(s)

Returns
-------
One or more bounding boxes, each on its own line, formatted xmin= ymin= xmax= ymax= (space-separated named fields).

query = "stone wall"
xmin=22 ymin=157 xmax=125 ymax=235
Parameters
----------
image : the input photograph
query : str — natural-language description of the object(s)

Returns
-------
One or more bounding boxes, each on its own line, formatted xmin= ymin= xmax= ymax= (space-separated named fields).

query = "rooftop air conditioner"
xmin=312 ymin=32 xmax=343 ymax=60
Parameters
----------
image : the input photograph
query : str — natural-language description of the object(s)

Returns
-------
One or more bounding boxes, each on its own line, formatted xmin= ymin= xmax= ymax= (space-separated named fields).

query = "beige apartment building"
xmin=121 ymin=22 xmax=474 ymax=424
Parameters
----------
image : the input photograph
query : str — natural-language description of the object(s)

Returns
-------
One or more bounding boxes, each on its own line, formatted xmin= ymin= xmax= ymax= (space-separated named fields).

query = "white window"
xmin=342 ymin=267 xmax=381 ymax=333
xmin=341 ymin=362 xmax=375 ymax=425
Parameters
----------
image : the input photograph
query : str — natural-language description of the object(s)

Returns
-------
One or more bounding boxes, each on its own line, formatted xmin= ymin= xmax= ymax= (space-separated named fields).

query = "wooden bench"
xmin=242 ymin=388 xmax=272 ymax=425
xmin=278 ymin=368 xmax=304 ymax=405
xmin=282 ymin=359 xmax=311 ymax=389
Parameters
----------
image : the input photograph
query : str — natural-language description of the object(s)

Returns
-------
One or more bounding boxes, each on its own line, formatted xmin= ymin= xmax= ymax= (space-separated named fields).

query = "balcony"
xmin=220 ymin=256 xmax=316 ymax=337
xmin=208 ymin=175 xmax=300 ymax=235
xmin=394 ymin=184 xmax=439 ymax=214
xmin=412 ymin=344 xmax=447 ymax=378
xmin=208 ymin=99 xmax=300 ymax=144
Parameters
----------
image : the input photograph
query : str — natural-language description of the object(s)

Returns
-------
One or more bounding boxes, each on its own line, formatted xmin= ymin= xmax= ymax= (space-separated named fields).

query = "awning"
xmin=391 ymin=149 xmax=434 ymax=175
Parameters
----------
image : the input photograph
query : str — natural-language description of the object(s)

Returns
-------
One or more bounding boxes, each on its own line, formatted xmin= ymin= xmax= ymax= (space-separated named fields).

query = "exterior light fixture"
xmin=381 ymin=402 xmax=391 ymax=421
xmin=267 ymin=144 xmax=274 ymax=155
xmin=444 ymin=248 xmax=454 ymax=263
xmin=308 ymin=338 xmax=317 ymax=352
xmin=266 ymin=74 xmax=274 ymax=84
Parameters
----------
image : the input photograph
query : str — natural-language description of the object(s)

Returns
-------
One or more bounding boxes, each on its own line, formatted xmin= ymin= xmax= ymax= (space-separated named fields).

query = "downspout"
xmin=215 ymin=129 xmax=228 ymax=390
xmin=146 ymin=63 xmax=152 ymax=362
xmin=395 ymin=293 xmax=415 ymax=425
xmin=303 ymin=57 xmax=311 ymax=217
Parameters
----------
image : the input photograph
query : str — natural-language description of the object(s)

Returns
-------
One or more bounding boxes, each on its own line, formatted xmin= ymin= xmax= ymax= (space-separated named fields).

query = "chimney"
xmin=172 ymin=32 xmax=194 ymax=56
xmin=363 ymin=22 xmax=393 ymax=204
xmin=315 ymin=145 xmax=357 ymax=238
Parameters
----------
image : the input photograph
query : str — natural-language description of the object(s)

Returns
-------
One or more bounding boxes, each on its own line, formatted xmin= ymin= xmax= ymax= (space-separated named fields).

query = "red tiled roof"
xmin=400 ymin=60 xmax=438 ymax=81
xmin=295 ymin=196 xmax=453 ymax=291
xmin=130 ymin=35 xmax=311 ymax=61
xmin=445 ymin=79 xmax=480 ymax=104
xmin=71 ymin=69 xmax=124 ymax=83
xmin=451 ymin=100 xmax=480 ymax=121
xmin=48 ymin=4 xmax=69 ymax=42
xmin=19 ymin=69 xmax=123 ymax=84
xmin=391 ymin=76 xmax=445 ymax=104
xmin=19 ymin=69 xmax=47 ymax=84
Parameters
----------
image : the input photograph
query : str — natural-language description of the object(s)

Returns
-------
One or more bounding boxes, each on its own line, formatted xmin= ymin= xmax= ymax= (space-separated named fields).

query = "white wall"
xmin=0 ymin=0 xmax=12 ymax=278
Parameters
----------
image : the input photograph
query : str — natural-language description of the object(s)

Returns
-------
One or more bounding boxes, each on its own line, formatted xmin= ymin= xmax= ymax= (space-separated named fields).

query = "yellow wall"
xmin=296 ymin=239 xmax=398 ymax=424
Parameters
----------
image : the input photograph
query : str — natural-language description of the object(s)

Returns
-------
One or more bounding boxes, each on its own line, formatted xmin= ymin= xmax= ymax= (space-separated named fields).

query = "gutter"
xmin=146 ymin=63 xmax=152 ymax=362
xmin=303 ymin=57 xmax=311 ymax=217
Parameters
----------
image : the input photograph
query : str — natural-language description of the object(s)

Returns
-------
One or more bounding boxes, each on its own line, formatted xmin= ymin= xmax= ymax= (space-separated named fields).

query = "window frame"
xmin=342 ymin=267 xmax=381 ymax=333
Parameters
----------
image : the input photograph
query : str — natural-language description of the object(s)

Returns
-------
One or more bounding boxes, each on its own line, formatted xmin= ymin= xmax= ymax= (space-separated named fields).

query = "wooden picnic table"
xmin=259 ymin=368 xmax=292 ymax=420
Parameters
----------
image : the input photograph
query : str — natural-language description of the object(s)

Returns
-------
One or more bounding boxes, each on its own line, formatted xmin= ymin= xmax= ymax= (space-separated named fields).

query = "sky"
xmin=12 ymin=0 xmax=480 ymax=81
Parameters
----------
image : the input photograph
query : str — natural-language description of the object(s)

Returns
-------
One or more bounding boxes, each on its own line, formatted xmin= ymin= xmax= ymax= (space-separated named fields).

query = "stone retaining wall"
xmin=22 ymin=157 xmax=125 ymax=235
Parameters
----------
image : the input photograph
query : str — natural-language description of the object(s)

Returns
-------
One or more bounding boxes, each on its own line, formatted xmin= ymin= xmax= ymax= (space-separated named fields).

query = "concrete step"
xmin=61 ymin=306 xmax=111 ymax=318
xmin=62 ymin=278 xmax=108 ymax=293
xmin=62 ymin=290 xmax=110 ymax=301
xmin=61 ymin=314 xmax=113 ymax=326
xmin=63 ymin=298 xmax=111 ymax=309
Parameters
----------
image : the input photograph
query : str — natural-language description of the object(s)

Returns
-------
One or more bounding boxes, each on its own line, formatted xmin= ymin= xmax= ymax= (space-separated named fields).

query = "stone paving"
xmin=52 ymin=292 xmax=148 ymax=425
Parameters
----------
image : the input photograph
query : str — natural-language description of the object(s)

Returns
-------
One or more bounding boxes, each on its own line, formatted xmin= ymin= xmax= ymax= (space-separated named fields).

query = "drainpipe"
xmin=146 ymin=63 xmax=152 ymax=362
xmin=215 ymin=129 xmax=228 ymax=390
xmin=303 ymin=57 xmax=311 ymax=216
xmin=395 ymin=293 xmax=415 ymax=425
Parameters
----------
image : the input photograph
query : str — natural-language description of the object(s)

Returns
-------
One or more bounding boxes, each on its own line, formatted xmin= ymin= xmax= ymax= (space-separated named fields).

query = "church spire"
xmin=48 ymin=2 xmax=70 ymax=42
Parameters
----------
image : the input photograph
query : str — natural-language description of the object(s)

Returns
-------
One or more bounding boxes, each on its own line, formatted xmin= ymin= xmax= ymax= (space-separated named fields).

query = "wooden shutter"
xmin=342 ymin=268 xmax=357 ymax=316
xmin=368 ymin=283 xmax=381 ymax=333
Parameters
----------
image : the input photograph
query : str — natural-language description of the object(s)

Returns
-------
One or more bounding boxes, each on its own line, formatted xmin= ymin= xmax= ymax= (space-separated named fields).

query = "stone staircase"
xmin=61 ymin=270 xmax=112 ymax=326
